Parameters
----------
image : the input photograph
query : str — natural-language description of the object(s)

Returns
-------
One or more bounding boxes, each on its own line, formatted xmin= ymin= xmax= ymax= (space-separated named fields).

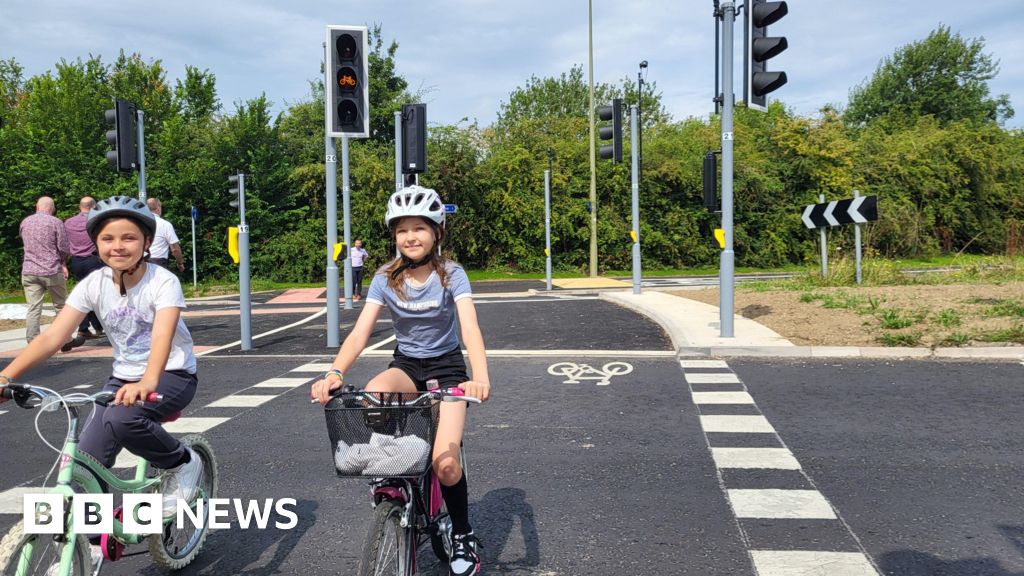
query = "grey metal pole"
xmin=237 ymin=173 xmax=252 ymax=351
xmin=630 ymin=104 xmax=641 ymax=295
xmin=190 ymin=207 xmax=197 ymax=288
xmin=587 ymin=0 xmax=598 ymax=277
xmin=342 ymin=136 xmax=353 ymax=311
xmin=394 ymin=110 xmax=403 ymax=192
xmin=136 ymin=110 xmax=146 ymax=201
xmin=819 ymin=193 xmax=828 ymax=278
xmin=854 ymin=189 xmax=863 ymax=284
xmin=544 ymin=169 xmax=552 ymax=291
xmin=719 ymin=1 xmax=736 ymax=338
xmin=325 ymin=135 xmax=340 ymax=347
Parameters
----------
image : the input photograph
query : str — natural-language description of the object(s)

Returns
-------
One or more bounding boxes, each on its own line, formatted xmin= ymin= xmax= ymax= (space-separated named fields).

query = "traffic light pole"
xmin=719 ymin=0 xmax=736 ymax=337
xmin=236 ymin=173 xmax=252 ymax=350
xmin=630 ymin=104 xmax=642 ymax=295
xmin=394 ymin=110 xmax=402 ymax=192
xmin=341 ymin=136 xmax=353 ymax=311
xmin=544 ymin=169 xmax=552 ymax=291
xmin=136 ymin=110 xmax=146 ymax=201
xmin=325 ymin=135 xmax=340 ymax=347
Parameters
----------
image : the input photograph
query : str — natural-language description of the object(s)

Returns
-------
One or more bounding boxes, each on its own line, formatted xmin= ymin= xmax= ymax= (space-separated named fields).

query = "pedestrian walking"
xmin=64 ymin=196 xmax=105 ymax=341
xmin=351 ymin=239 xmax=369 ymax=301
xmin=145 ymin=198 xmax=185 ymax=273
xmin=18 ymin=196 xmax=78 ymax=351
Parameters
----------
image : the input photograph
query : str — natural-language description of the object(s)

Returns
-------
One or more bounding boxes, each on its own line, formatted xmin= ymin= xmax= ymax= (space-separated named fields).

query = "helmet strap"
xmin=117 ymin=249 xmax=149 ymax=297
xmin=390 ymin=252 xmax=435 ymax=281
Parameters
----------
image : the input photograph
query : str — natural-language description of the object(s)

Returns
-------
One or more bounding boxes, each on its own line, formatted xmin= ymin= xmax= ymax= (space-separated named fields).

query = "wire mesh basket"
xmin=323 ymin=392 xmax=438 ymax=478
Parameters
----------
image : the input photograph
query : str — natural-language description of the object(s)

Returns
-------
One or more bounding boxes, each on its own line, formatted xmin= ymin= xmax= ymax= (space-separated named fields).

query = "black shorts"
xmin=388 ymin=347 xmax=468 ymax=391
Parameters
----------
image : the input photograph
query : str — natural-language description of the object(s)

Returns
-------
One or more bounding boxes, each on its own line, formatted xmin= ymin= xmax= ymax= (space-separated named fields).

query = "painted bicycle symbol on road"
xmin=547 ymin=362 xmax=633 ymax=386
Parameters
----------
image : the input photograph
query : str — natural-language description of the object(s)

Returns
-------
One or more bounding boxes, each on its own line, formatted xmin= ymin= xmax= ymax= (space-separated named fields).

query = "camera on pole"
xmin=104 ymin=99 xmax=138 ymax=172
xmin=597 ymin=98 xmax=623 ymax=164
xmin=744 ymin=0 xmax=789 ymax=111
xmin=326 ymin=26 xmax=370 ymax=138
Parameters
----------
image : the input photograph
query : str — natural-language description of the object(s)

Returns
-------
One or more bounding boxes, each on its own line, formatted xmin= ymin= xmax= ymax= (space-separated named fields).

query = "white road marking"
xmin=685 ymin=372 xmax=741 ymax=384
xmin=0 ymin=487 xmax=41 ymax=514
xmin=365 ymin=334 xmax=397 ymax=352
xmin=679 ymin=360 xmax=729 ymax=369
xmin=112 ymin=451 xmax=143 ymax=470
xmin=728 ymin=489 xmax=837 ymax=519
xmin=750 ymin=550 xmax=878 ymax=575
xmin=699 ymin=415 xmax=776 ymax=433
xmin=253 ymin=377 xmax=310 ymax=388
xmin=196 ymin=307 xmax=327 ymax=357
xmin=691 ymin=391 xmax=755 ymax=404
xmin=163 ymin=417 xmax=230 ymax=434
xmin=71 ymin=385 xmax=92 ymax=389
xmin=710 ymin=447 xmax=800 ymax=470
xmin=293 ymin=363 xmax=332 ymax=373
xmin=206 ymin=395 xmax=276 ymax=408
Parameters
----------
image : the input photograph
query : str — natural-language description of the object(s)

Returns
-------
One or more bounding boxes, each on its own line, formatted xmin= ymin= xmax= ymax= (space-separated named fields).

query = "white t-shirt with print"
xmin=149 ymin=216 xmax=179 ymax=259
xmin=67 ymin=264 xmax=196 ymax=380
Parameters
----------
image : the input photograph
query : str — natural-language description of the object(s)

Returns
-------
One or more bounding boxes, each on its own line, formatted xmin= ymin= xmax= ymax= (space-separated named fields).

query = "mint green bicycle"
xmin=0 ymin=382 xmax=218 ymax=576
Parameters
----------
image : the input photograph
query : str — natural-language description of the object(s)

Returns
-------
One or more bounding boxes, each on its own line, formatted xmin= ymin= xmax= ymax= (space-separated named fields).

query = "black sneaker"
xmin=449 ymin=532 xmax=481 ymax=576
xmin=60 ymin=334 xmax=87 ymax=352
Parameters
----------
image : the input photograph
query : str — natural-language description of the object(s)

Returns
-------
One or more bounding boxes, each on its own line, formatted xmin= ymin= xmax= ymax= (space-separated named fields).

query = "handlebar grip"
xmin=146 ymin=392 xmax=163 ymax=403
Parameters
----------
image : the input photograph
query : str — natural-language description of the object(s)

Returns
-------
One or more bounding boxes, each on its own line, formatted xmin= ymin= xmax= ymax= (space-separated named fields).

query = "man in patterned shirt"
xmin=18 ymin=196 xmax=76 ymax=349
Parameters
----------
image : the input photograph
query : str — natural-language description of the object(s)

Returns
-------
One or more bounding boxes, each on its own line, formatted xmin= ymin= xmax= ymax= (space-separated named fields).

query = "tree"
xmin=845 ymin=25 xmax=1014 ymax=127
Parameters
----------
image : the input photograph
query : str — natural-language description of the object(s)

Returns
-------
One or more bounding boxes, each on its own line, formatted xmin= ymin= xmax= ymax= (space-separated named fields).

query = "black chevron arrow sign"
xmin=801 ymin=195 xmax=878 ymax=229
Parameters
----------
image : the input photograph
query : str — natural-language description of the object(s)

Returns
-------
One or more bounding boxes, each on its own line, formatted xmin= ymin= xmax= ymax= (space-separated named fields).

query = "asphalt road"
xmin=2 ymin=289 xmax=1022 ymax=575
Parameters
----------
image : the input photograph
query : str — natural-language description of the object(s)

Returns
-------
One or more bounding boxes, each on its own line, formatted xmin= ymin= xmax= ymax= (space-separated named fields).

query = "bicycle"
xmin=0 ymin=382 xmax=218 ymax=576
xmin=319 ymin=382 xmax=480 ymax=576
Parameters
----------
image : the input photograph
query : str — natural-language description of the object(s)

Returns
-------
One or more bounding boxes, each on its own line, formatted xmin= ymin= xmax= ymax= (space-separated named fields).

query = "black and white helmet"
xmin=87 ymin=195 xmax=157 ymax=240
xmin=385 ymin=185 xmax=445 ymax=228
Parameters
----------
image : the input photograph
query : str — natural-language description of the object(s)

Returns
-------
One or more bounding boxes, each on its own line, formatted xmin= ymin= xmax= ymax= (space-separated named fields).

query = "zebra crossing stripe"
xmin=750 ymin=550 xmax=878 ymax=575
xmin=692 ymin=391 xmax=755 ymax=405
xmin=728 ymin=489 xmax=837 ymax=519
xmin=206 ymin=395 xmax=276 ymax=408
xmin=685 ymin=372 xmax=741 ymax=384
xmin=711 ymin=447 xmax=800 ymax=470
xmin=293 ymin=363 xmax=332 ymax=373
xmin=253 ymin=377 xmax=310 ymax=388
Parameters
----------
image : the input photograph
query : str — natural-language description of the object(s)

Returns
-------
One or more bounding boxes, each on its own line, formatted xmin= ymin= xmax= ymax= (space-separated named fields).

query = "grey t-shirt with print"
xmin=365 ymin=261 xmax=472 ymax=358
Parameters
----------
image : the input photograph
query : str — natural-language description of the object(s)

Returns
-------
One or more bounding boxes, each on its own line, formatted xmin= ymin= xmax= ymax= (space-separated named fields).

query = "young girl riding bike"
xmin=0 ymin=196 xmax=203 ymax=529
xmin=312 ymin=185 xmax=490 ymax=576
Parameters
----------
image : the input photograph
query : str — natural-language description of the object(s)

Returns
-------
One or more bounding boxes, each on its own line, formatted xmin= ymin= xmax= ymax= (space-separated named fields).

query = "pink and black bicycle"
xmin=321 ymin=382 xmax=479 ymax=576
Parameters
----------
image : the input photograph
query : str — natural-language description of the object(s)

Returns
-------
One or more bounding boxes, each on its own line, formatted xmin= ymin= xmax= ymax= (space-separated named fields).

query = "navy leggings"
xmin=79 ymin=370 xmax=197 ymax=470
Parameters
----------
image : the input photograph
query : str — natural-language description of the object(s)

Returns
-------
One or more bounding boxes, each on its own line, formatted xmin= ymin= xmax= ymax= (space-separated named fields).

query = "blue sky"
xmin=2 ymin=0 xmax=1021 ymax=128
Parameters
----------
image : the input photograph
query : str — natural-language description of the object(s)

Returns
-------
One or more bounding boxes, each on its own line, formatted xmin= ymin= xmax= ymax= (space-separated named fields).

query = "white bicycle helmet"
xmin=385 ymin=185 xmax=445 ymax=228
xmin=87 ymin=195 xmax=156 ymax=240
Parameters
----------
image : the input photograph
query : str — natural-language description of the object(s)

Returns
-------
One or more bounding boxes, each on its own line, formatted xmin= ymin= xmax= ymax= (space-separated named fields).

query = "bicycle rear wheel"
xmin=148 ymin=433 xmax=219 ymax=570
xmin=0 ymin=520 xmax=92 ymax=576
xmin=356 ymin=499 xmax=414 ymax=576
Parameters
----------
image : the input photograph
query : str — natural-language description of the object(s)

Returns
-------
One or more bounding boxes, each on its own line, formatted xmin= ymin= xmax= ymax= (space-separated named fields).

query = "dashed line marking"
xmin=692 ymin=391 xmax=755 ymax=405
xmin=679 ymin=360 xmax=729 ymax=369
xmin=711 ymin=447 xmax=800 ymax=470
xmin=206 ymin=395 xmax=276 ymax=408
xmin=686 ymin=372 xmax=742 ymax=384
xmin=728 ymin=489 xmax=837 ymax=519
xmin=163 ymin=417 xmax=230 ymax=434
xmin=700 ymin=415 xmax=777 ymax=433
xmin=750 ymin=550 xmax=878 ymax=575
xmin=293 ymin=362 xmax=332 ymax=373
xmin=252 ymin=378 xmax=310 ymax=388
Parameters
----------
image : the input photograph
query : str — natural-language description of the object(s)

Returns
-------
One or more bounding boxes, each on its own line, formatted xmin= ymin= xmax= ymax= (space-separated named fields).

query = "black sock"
xmin=441 ymin=473 xmax=471 ymax=535
xmin=173 ymin=448 xmax=191 ymax=468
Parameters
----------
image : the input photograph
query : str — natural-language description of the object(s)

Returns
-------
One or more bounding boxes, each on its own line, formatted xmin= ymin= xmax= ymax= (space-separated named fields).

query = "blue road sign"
xmin=191 ymin=206 xmax=199 ymax=222
xmin=444 ymin=204 xmax=458 ymax=214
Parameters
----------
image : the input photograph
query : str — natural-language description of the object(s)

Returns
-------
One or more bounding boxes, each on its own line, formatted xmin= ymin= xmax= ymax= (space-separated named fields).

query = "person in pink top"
xmin=65 ymin=196 xmax=106 ymax=343
xmin=18 ymin=196 xmax=76 ymax=349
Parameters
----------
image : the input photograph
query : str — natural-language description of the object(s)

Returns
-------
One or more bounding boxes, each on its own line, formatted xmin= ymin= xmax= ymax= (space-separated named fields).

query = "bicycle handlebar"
xmin=1 ymin=382 xmax=162 ymax=410
xmin=312 ymin=385 xmax=482 ymax=406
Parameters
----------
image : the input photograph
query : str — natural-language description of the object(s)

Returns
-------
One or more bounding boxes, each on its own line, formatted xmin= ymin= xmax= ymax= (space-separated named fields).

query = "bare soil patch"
xmin=671 ymin=282 xmax=1024 ymax=347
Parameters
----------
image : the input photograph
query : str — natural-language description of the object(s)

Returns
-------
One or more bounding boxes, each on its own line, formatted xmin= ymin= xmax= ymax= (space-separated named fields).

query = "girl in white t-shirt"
xmin=0 ymin=196 xmax=203 ymax=520
xmin=312 ymin=186 xmax=490 ymax=576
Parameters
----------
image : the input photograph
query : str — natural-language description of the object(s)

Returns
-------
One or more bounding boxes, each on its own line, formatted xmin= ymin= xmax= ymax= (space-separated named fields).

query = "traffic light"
xmin=597 ymin=98 xmax=622 ymax=163
xmin=703 ymin=151 xmax=719 ymax=211
xmin=326 ymin=25 xmax=369 ymax=138
xmin=401 ymin=103 xmax=427 ymax=174
xmin=104 ymin=99 xmax=138 ymax=172
xmin=745 ymin=0 xmax=789 ymax=111
xmin=228 ymin=174 xmax=241 ymax=210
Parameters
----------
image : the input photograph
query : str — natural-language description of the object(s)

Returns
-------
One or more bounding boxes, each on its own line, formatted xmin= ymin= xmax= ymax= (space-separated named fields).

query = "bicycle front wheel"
xmin=149 ymin=433 xmax=219 ymax=570
xmin=0 ymin=520 xmax=92 ymax=576
xmin=356 ymin=499 xmax=414 ymax=576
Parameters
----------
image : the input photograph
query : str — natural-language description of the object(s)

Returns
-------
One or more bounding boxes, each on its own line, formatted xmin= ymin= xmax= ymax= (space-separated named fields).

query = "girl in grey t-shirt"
xmin=312 ymin=186 xmax=489 ymax=576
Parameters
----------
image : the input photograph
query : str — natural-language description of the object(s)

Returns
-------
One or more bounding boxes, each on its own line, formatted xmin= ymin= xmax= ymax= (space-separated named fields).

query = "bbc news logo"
xmin=24 ymin=494 xmax=298 ymax=534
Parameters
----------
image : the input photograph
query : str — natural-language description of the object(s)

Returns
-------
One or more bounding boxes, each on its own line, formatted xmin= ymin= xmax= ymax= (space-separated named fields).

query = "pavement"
xmin=2 ymin=279 xmax=1022 ymax=361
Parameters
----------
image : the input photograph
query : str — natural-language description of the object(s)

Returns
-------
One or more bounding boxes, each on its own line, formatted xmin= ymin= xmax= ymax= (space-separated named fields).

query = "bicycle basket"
xmin=323 ymin=392 xmax=439 ymax=478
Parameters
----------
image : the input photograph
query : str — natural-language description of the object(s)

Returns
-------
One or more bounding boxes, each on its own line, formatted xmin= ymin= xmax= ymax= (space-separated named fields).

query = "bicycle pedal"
xmin=101 ymin=507 xmax=124 ymax=561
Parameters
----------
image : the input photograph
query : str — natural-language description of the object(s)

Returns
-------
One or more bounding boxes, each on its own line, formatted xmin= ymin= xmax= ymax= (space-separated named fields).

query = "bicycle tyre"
xmin=429 ymin=504 xmax=451 ymax=563
xmin=0 ymin=520 xmax=92 ymax=576
xmin=356 ymin=499 xmax=413 ymax=576
xmin=148 ymin=433 xmax=219 ymax=570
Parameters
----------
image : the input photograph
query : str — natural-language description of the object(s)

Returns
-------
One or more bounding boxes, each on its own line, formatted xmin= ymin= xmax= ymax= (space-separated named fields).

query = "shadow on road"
xmin=137 ymin=499 xmax=319 ymax=575
xmin=879 ymin=550 xmax=1024 ymax=576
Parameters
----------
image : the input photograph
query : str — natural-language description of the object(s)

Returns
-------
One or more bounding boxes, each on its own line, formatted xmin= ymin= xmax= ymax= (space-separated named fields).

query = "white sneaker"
xmin=161 ymin=447 xmax=203 ymax=517
xmin=44 ymin=545 xmax=102 ymax=576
